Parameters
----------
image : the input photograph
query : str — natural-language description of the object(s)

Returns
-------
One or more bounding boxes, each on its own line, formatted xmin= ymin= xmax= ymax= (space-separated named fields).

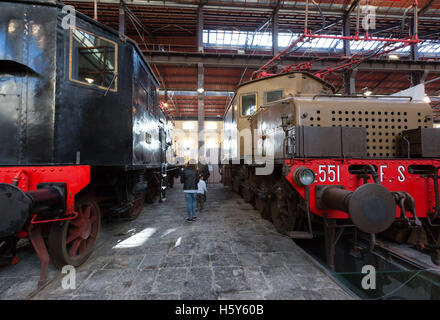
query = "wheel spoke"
xmin=89 ymin=215 xmax=97 ymax=224
xmin=66 ymin=228 xmax=81 ymax=244
xmin=70 ymin=219 xmax=81 ymax=227
xmin=84 ymin=205 xmax=91 ymax=219
xmin=69 ymin=238 xmax=82 ymax=257
xmin=79 ymin=239 xmax=87 ymax=254
xmin=78 ymin=205 xmax=84 ymax=217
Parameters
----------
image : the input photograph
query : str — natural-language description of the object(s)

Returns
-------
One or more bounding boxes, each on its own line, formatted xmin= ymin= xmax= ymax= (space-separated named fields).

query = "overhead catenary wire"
xmin=238 ymin=19 xmax=273 ymax=86
xmin=400 ymin=6 xmax=413 ymax=39
xmin=310 ymin=0 xmax=326 ymax=35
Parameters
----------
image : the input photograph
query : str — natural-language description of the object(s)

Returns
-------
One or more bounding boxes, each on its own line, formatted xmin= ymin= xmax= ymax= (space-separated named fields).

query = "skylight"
xmin=203 ymin=29 xmax=440 ymax=57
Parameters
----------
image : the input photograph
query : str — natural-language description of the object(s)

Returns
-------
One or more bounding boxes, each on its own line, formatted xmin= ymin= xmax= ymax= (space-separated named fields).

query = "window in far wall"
xmin=182 ymin=121 xmax=195 ymax=130
xmin=205 ymin=122 xmax=218 ymax=130
xmin=183 ymin=139 xmax=194 ymax=149
xmin=206 ymin=137 xmax=218 ymax=148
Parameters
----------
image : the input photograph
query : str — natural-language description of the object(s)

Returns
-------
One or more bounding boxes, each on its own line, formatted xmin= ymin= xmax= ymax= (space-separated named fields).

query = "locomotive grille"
xmin=302 ymin=106 xmax=432 ymax=158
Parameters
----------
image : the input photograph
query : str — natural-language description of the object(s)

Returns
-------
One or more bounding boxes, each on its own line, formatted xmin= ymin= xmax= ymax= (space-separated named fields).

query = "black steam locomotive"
xmin=0 ymin=0 xmax=175 ymax=284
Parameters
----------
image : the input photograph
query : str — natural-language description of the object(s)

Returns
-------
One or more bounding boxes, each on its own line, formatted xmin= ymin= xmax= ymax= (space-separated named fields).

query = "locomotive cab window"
xmin=241 ymin=93 xmax=257 ymax=116
xmin=69 ymin=28 xmax=118 ymax=92
xmin=264 ymin=90 xmax=283 ymax=104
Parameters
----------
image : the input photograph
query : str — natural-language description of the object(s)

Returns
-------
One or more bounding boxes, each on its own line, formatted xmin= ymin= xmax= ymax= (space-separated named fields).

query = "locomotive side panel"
xmin=251 ymin=99 xmax=295 ymax=160
xmin=54 ymin=17 xmax=133 ymax=166
xmin=132 ymin=51 xmax=162 ymax=166
xmin=222 ymin=98 xmax=238 ymax=161
xmin=0 ymin=3 xmax=58 ymax=165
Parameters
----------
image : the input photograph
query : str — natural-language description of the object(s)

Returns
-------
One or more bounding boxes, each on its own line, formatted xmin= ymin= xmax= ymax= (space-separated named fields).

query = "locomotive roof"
xmin=223 ymin=71 xmax=336 ymax=118
xmin=9 ymin=0 xmax=159 ymax=87
xmin=237 ymin=71 xmax=335 ymax=93
xmin=8 ymin=0 xmax=58 ymax=4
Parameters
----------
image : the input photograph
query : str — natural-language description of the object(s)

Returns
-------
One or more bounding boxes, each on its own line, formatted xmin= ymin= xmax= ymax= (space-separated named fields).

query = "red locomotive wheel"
xmin=123 ymin=192 xmax=146 ymax=220
xmin=48 ymin=196 xmax=101 ymax=268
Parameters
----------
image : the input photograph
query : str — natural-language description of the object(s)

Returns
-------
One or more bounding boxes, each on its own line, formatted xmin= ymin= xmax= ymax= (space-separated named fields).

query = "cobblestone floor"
xmin=0 ymin=183 xmax=353 ymax=300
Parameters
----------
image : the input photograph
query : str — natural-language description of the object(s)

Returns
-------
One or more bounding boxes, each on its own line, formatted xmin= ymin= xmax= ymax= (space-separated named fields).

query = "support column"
xmin=118 ymin=0 xmax=125 ymax=39
xmin=197 ymin=5 xmax=204 ymax=53
xmin=342 ymin=17 xmax=355 ymax=95
xmin=343 ymin=69 xmax=357 ymax=95
xmin=409 ymin=16 xmax=421 ymax=86
xmin=272 ymin=10 xmax=279 ymax=56
xmin=421 ymin=70 xmax=430 ymax=84
xmin=198 ymin=63 xmax=204 ymax=157
xmin=93 ymin=0 xmax=98 ymax=21
xmin=347 ymin=68 xmax=357 ymax=94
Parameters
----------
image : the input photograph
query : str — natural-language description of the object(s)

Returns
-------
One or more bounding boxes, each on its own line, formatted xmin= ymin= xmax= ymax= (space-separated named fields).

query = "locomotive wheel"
xmin=255 ymin=196 xmax=270 ymax=220
xmin=430 ymin=231 xmax=440 ymax=266
xmin=232 ymin=178 xmax=241 ymax=194
xmin=270 ymin=182 xmax=295 ymax=234
xmin=48 ymin=195 xmax=101 ymax=268
xmin=431 ymin=250 xmax=440 ymax=266
xmin=159 ymin=176 xmax=167 ymax=203
xmin=167 ymin=175 xmax=174 ymax=188
xmin=146 ymin=178 xmax=160 ymax=203
xmin=122 ymin=192 xmax=146 ymax=220
xmin=242 ymin=184 xmax=255 ymax=206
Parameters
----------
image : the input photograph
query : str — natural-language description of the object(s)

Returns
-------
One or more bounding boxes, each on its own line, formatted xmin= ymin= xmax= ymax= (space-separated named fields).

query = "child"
xmin=197 ymin=176 xmax=207 ymax=212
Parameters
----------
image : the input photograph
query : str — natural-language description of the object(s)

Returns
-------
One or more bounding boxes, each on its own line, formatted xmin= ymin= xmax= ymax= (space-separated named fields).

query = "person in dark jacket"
xmin=198 ymin=156 xmax=210 ymax=181
xmin=180 ymin=160 xmax=199 ymax=222
xmin=198 ymin=156 xmax=210 ymax=202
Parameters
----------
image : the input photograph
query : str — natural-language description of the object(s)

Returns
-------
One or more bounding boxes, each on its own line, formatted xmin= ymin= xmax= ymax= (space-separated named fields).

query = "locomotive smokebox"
xmin=0 ymin=184 xmax=31 ymax=238
xmin=318 ymin=184 xmax=396 ymax=234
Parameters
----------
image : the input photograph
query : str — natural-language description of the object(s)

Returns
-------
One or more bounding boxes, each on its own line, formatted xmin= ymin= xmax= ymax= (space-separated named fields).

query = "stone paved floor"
xmin=1 ymin=183 xmax=353 ymax=300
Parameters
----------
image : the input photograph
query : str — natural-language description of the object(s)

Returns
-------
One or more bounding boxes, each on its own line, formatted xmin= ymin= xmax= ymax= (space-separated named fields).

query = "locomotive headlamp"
xmin=293 ymin=167 xmax=315 ymax=187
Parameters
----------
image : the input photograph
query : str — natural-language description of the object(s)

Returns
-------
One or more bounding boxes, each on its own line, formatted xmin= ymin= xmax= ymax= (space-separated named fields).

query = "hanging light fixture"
xmin=363 ymin=88 xmax=372 ymax=96
xmin=424 ymin=95 xmax=431 ymax=103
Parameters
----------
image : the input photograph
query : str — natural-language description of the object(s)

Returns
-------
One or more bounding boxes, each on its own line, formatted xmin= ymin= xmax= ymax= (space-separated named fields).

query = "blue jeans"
xmin=185 ymin=193 xmax=197 ymax=219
